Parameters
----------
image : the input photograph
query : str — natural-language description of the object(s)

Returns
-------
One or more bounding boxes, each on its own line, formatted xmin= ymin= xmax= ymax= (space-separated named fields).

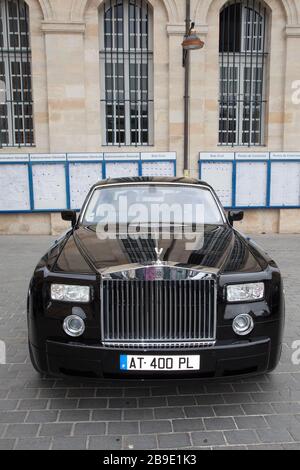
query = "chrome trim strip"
xmin=102 ymin=341 xmax=216 ymax=350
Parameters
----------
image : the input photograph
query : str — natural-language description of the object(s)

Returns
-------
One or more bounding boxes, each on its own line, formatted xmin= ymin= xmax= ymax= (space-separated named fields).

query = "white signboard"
xmin=236 ymin=162 xmax=267 ymax=207
xmin=141 ymin=152 xmax=176 ymax=161
xmin=201 ymin=162 xmax=233 ymax=207
xmin=69 ymin=163 xmax=102 ymax=210
xmin=0 ymin=154 xmax=29 ymax=162
xmin=104 ymin=153 xmax=140 ymax=161
xmin=32 ymin=164 xmax=67 ymax=210
xmin=236 ymin=152 xmax=269 ymax=160
xmin=67 ymin=153 xmax=103 ymax=162
xmin=30 ymin=153 xmax=66 ymax=162
xmin=270 ymin=162 xmax=300 ymax=206
xmin=199 ymin=152 xmax=235 ymax=161
xmin=0 ymin=164 xmax=30 ymax=211
xmin=270 ymin=152 xmax=300 ymax=160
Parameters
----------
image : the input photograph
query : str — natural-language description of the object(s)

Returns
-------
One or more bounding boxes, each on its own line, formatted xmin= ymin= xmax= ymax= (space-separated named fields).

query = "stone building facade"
xmin=1 ymin=0 xmax=300 ymax=234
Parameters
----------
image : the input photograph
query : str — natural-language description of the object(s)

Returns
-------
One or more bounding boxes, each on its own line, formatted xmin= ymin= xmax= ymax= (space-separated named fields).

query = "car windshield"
xmin=81 ymin=184 xmax=224 ymax=227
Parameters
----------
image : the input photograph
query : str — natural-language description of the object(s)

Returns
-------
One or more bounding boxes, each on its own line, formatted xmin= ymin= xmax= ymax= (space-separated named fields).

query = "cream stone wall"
xmin=1 ymin=0 xmax=300 ymax=233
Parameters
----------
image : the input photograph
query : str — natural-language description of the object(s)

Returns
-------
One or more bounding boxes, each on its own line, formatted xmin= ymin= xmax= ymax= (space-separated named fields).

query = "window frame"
xmin=99 ymin=0 xmax=154 ymax=147
xmin=218 ymin=0 xmax=268 ymax=147
xmin=0 ymin=0 xmax=34 ymax=148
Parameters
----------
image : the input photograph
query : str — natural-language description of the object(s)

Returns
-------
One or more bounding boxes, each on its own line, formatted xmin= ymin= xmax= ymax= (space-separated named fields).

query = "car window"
xmin=82 ymin=185 xmax=224 ymax=226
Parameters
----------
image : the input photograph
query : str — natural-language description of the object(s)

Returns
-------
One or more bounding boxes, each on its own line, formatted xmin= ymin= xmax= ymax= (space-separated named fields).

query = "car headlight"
xmin=227 ymin=283 xmax=264 ymax=303
xmin=51 ymin=284 xmax=90 ymax=303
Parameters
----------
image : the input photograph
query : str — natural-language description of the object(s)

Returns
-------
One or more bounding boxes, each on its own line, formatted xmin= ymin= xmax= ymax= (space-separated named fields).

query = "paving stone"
xmin=242 ymin=403 xmax=274 ymax=415
xmin=15 ymin=438 xmax=52 ymax=450
xmin=225 ymin=430 xmax=260 ymax=445
xmin=265 ymin=414 xmax=300 ymax=429
xmin=51 ymin=437 xmax=87 ymax=450
xmin=123 ymin=409 xmax=154 ymax=421
xmin=123 ymin=434 xmax=157 ymax=450
xmin=172 ymin=418 xmax=204 ymax=432
xmin=88 ymin=436 xmax=122 ymax=450
xmin=158 ymin=433 xmax=191 ymax=449
xmin=5 ymin=423 xmax=39 ymax=438
xmin=92 ymin=410 xmax=122 ymax=421
xmin=191 ymin=431 xmax=226 ymax=447
xmin=108 ymin=421 xmax=139 ymax=435
xmin=49 ymin=399 xmax=79 ymax=410
xmin=256 ymin=429 xmax=294 ymax=444
xmin=167 ymin=395 xmax=196 ymax=407
xmin=59 ymin=410 xmax=90 ymax=422
xmin=73 ymin=422 xmax=106 ymax=436
xmin=204 ymin=417 xmax=236 ymax=431
xmin=0 ymin=439 xmax=16 ymax=450
xmin=26 ymin=411 xmax=59 ymax=423
xmin=0 ymin=400 xmax=18 ymax=411
xmin=109 ymin=398 xmax=137 ymax=409
xmin=18 ymin=399 xmax=48 ymax=411
xmin=155 ymin=408 xmax=185 ymax=419
xmin=140 ymin=420 xmax=172 ymax=434
xmin=39 ymin=423 xmax=73 ymax=437
xmin=213 ymin=405 xmax=244 ymax=417
xmin=234 ymin=416 xmax=269 ymax=429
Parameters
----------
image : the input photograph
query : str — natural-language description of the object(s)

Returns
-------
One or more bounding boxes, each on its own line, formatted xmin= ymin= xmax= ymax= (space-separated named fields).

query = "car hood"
xmin=54 ymin=224 xmax=263 ymax=274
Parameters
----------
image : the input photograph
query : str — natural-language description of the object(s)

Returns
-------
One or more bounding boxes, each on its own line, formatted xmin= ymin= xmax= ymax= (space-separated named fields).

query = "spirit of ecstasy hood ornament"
xmin=155 ymin=247 xmax=164 ymax=265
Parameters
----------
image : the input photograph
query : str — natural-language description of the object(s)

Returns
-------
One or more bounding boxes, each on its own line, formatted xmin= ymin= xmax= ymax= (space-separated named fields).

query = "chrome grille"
xmin=101 ymin=279 xmax=216 ymax=349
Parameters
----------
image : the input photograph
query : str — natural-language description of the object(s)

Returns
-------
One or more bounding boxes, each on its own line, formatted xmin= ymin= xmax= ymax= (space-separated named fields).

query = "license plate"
xmin=120 ymin=355 xmax=200 ymax=372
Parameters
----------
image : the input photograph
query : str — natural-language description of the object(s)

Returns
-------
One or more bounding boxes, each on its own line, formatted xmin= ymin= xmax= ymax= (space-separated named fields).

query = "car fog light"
xmin=232 ymin=314 xmax=254 ymax=336
xmin=63 ymin=315 xmax=85 ymax=337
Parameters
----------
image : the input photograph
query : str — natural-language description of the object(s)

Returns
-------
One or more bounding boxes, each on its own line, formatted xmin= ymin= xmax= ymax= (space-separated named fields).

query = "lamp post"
xmin=182 ymin=0 xmax=204 ymax=178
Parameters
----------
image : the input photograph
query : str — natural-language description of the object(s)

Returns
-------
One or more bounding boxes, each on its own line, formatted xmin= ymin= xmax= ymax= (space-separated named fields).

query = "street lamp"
xmin=182 ymin=0 xmax=204 ymax=178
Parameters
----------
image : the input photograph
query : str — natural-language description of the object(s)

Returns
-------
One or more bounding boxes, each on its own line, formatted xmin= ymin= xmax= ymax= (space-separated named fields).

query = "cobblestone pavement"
xmin=0 ymin=235 xmax=299 ymax=450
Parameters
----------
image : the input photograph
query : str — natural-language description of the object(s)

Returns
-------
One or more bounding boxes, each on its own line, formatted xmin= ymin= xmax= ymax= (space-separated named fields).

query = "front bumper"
xmin=30 ymin=336 xmax=280 ymax=379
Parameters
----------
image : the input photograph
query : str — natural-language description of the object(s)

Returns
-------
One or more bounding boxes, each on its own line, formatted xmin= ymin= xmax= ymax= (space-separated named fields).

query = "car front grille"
xmin=101 ymin=279 xmax=216 ymax=349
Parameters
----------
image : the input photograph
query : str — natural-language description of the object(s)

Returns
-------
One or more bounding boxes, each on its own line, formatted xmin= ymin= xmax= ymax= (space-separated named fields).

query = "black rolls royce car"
xmin=27 ymin=177 xmax=285 ymax=378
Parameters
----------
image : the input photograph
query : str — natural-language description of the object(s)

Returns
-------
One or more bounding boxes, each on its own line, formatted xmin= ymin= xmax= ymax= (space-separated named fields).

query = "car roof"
xmin=90 ymin=177 xmax=212 ymax=190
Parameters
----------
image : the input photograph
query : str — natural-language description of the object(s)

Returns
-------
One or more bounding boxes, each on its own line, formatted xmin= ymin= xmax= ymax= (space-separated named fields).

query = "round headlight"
xmin=232 ymin=314 xmax=254 ymax=336
xmin=63 ymin=315 xmax=85 ymax=337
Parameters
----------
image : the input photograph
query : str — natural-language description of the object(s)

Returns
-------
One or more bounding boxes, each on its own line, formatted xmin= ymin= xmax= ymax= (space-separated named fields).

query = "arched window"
xmin=100 ymin=0 xmax=153 ymax=147
xmin=219 ymin=0 xmax=268 ymax=146
xmin=0 ymin=0 xmax=34 ymax=147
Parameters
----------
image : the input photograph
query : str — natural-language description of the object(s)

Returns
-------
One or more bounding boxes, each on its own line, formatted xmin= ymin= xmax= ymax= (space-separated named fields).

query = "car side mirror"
xmin=228 ymin=210 xmax=244 ymax=226
xmin=61 ymin=210 xmax=77 ymax=228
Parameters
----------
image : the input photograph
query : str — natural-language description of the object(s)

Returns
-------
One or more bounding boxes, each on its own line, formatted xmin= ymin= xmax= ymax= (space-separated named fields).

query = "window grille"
xmin=219 ymin=0 xmax=268 ymax=147
xmin=0 ymin=0 xmax=34 ymax=147
xmin=100 ymin=0 xmax=153 ymax=147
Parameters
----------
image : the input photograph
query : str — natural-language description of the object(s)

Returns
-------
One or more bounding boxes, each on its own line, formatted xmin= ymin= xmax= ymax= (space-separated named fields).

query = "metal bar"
xmin=27 ymin=161 xmax=34 ymax=210
xmin=104 ymin=1 xmax=109 ymax=145
xmin=260 ymin=4 xmax=267 ymax=145
xmin=3 ymin=0 xmax=13 ymax=146
xmin=146 ymin=0 xmax=149 ymax=145
xmin=109 ymin=0 xmax=114 ymax=145
xmin=226 ymin=0 xmax=230 ymax=146
xmin=254 ymin=1 xmax=261 ymax=145
xmin=183 ymin=0 xmax=190 ymax=175
xmin=248 ymin=0 xmax=255 ymax=147
xmin=65 ymin=162 xmax=71 ymax=209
